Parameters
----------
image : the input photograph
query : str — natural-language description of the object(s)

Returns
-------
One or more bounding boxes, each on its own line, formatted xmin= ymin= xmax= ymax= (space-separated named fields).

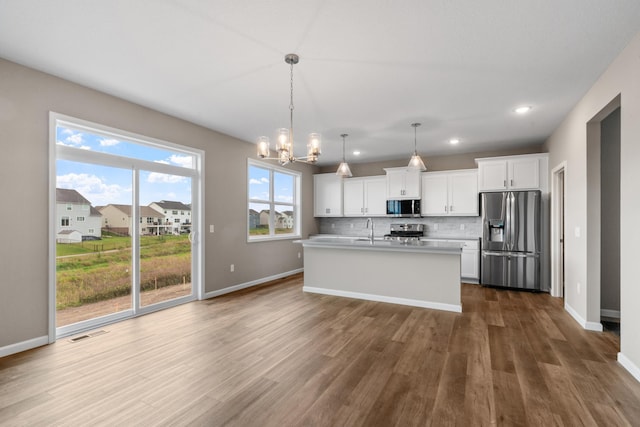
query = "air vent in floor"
xmin=69 ymin=329 xmax=109 ymax=342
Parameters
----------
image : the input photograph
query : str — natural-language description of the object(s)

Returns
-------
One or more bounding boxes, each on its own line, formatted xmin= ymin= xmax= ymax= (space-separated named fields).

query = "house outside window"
xmin=76 ymin=216 xmax=85 ymax=222
xmin=61 ymin=217 xmax=69 ymax=226
xmin=66 ymin=204 xmax=72 ymax=211
xmin=247 ymin=159 xmax=300 ymax=241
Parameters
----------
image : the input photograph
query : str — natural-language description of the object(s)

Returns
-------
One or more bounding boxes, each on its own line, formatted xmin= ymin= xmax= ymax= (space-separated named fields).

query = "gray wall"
xmin=0 ymin=58 xmax=319 ymax=348
xmin=600 ymin=107 xmax=621 ymax=315
xmin=544 ymin=30 xmax=640 ymax=373
xmin=317 ymin=145 xmax=544 ymax=176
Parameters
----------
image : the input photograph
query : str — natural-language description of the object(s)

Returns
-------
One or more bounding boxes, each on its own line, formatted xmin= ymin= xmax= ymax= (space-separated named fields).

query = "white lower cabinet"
xmin=422 ymin=238 xmax=479 ymax=281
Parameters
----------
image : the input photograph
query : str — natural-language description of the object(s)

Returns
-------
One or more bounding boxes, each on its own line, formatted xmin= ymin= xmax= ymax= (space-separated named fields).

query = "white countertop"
xmin=297 ymin=237 xmax=463 ymax=254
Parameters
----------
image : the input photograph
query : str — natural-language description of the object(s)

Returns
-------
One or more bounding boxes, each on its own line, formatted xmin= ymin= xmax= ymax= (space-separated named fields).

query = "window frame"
xmin=247 ymin=158 xmax=301 ymax=242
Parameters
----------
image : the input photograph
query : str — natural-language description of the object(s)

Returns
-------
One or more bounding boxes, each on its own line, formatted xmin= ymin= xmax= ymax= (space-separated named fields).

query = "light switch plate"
xmin=574 ymin=226 xmax=580 ymax=238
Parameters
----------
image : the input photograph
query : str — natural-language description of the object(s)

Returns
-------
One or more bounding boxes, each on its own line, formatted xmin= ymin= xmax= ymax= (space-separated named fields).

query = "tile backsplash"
xmin=317 ymin=216 xmax=482 ymax=239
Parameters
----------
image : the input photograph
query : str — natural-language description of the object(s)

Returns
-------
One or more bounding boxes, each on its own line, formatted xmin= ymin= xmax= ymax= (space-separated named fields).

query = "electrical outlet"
xmin=460 ymin=224 xmax=465 ymax=230
xmin=331 ymin=223 xmax=335 ymax=229
xmin=350 ymin=223 xmax=354 ymax=229
xmin=298 ymin=252 xmax=301 ymax=259
xmin=574 ymin=226 xmax=581 ymax=238
xmin=577 ymin=282 xmax=581 ymax=294
xmin=210 ymin=224 xmax=214 ymax=233
xmin=230 ymin=264 xmax=234 ymax=272
xmin=433 ymin=223 xmax=438 ymax=231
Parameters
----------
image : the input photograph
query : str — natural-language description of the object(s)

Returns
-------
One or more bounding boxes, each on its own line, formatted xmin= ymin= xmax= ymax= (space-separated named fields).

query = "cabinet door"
xmin=478 ymin=160 xmax=508 ymax=191
xmin=314 ymin=174 xmax=343 ymax=217
xmin=461 ymin=248 xmax=479 ymax=279
xmin=509 ymin=157 xmax=539 ymax=190
xmin=421 ymin=173 xmax=448 ymax=215
xmin=403 ymin=169 xmax=422 ymax=198
xmin=343 ymin=179 xmax=365 ymax=216
xmin=363 ymin=177 xmax=387 ymax=215
xmin=386 ymin=170 xmax=406 ymax=199
xmin=449 ymin=171 xmax=478 ymax=216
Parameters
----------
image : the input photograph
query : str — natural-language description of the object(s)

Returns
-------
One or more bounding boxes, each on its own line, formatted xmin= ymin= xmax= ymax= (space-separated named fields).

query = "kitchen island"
xmin=297 ymin=237 xmax=463 ymax=313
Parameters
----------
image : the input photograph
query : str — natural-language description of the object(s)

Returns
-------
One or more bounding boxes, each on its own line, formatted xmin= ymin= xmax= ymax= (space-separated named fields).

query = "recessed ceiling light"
xmin=449 ymin=138 xmax=460 ymax=145
xmin=352 ymin=150 xmax=361 ymax=156
xmin=514 ymin=106 xmax=532 ymax=114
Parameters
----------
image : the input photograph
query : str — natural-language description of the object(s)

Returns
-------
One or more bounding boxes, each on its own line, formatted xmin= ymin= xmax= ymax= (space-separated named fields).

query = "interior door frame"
xmin=551 ymin=161 xmax=567 ymax=298
xmin=48 ymin=112 xmax=204 ymax=341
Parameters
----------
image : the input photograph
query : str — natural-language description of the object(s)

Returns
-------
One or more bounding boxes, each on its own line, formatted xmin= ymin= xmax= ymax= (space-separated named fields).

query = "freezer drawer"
xmin=481 ymin=251 xmax=540 ymax=290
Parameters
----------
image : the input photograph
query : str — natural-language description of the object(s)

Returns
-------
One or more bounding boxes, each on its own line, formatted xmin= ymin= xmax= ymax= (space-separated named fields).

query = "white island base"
xmin=300 ymin=239 xmax=462 ymax=313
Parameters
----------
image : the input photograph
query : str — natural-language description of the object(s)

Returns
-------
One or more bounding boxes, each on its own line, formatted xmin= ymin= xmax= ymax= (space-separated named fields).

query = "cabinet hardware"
xmin=510 ymin=179 xmax=513 ymax=186
xmin=503 ymin=180 xmax=506 ymax=187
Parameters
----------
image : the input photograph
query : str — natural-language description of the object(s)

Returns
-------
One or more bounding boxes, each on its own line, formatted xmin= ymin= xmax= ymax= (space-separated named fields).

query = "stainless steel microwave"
xmin=386 ymin=199 xmax=421 ymax=217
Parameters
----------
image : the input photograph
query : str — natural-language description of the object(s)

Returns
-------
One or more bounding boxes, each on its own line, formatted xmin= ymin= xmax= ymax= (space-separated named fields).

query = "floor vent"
xmin=69 ymin=330 xmax=109 ymax=342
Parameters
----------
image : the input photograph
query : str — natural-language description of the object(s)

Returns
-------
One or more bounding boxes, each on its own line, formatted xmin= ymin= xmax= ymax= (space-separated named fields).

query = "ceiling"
xmin=1 ymin=1 xmax=639 ymax=166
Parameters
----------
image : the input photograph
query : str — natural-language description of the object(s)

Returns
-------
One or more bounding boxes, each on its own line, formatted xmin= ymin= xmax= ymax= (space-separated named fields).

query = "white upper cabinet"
xmin=314 ymin=173 xmax=343 ymax=217
xmin=384 ymin=167 xmax=422 ymax=199
xmin=343 ymin=176 xmax=386 ymax=216
xmin=421 ymin=170 xmax=478 ymax=216
xmin=476 ymin=154 xmax=548 ymax=192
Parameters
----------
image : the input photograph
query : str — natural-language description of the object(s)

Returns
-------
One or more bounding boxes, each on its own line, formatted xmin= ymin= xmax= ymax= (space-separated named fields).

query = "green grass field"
xmin=56 ymin=234 xmax=191 ymax=309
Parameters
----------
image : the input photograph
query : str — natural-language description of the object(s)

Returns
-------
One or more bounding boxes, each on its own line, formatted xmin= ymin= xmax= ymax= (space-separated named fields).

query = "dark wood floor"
xmin=1 ymin=274 xmax=639 ymax=426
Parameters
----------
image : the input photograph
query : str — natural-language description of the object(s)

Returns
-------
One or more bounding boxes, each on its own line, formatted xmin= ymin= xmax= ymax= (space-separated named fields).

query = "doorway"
xmin=551 ymin=163 xmax=566 ymax=298
xmin=50 ymin=113 xmax=203 ymax=339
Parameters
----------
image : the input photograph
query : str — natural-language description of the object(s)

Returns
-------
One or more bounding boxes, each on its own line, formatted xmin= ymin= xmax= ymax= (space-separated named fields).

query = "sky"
xmin=56 ymin=126 xmax=193 ymax=206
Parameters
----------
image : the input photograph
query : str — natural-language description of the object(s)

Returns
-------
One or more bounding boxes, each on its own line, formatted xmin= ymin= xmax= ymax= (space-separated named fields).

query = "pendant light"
xmin=408 ymin=122 xmax=427 ymax=171
xmin=257 ymin=54 xmax=321 ymax=165
xmin=336 ymin=133 xmax=353 ymax=178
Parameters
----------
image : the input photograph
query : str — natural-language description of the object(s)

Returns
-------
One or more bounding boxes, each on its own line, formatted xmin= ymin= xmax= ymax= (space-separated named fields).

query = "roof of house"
xmin=57 ymin=229 xmax=81 ymax=235
xmin=150 ymin=200 xmax=191 ymax=211
xmin=56 ymin=188 xmax=91 ymax=205
xmin=101 ymin=204 xmax=165 ymax=218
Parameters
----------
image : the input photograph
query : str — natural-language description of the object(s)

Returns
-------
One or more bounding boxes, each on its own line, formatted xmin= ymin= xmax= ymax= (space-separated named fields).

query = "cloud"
xmin=169 ymin=155 xmax=193 ymax=168
xmin=100 ymin=138 xmax=120 ymax=147
xmin=249 ymin=178 xmax=262 ymax=185
xmin=57 ymin=140 xmax=91 ymax=150
xmin=56 ymin=173 xmax=130 ymax=206
xmin=147 ymin=172 xmax=187 ymax=184
xmin=154 ymin=160 xmax=170 ymax=165
xmin=66 ymin=133 xmax=84 ymax=145
xmin=61 ymin=128 xmax=74 ymax=135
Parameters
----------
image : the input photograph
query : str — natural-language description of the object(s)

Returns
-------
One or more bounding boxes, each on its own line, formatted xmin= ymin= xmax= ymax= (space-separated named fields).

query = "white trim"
xmin=303 ymin=286 xmax=462 ymax=313
xmin=0 ymin=336 xmax=49 ymax=358
xmin=601 ymin=309 xmax=621 ymax=319
xmin=203 ymin=269 xmax=303 ymax=299
xmin=550 ymin=161 xmax=567 ymax=298
xmin=618 ymin=352 xmax=640 ymax=384
xmin=565 ymin=302 xmax=603 ymax=331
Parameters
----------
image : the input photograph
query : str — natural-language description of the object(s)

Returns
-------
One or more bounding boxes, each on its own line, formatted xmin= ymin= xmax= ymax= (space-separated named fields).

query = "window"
xmin=66 ymin=204 xmax=72 ymax=211
xmin=88 ymin=228 xmax=94 ymax=233
xmin=174 ymin=218 xmax=180 ymax=223
xmin=76 ymin=216 xmax=85 ymax=222
xmin=147 ymin=217 xmax=154 ymax=224
xmin=172 ymin=210 xmax=178 ymax=215
xmin=61 ymin=216 xmax=69 ymax=226
xmin=247 ymin=159 xmax=300 ymax=240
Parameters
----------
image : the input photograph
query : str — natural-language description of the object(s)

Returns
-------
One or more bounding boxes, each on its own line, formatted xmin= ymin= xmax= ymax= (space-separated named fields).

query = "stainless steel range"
xmin=384 ymin=223 xmax=425 ymax=242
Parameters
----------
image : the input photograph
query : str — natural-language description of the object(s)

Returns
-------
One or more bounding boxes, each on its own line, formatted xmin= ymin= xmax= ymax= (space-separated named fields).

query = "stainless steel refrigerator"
xmin=480 ymin=191 xmax=541 ymax=290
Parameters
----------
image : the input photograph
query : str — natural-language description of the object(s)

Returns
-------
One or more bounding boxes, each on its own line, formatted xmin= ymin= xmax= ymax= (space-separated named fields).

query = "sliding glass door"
xmin=51 ymin=113 xmax=202 ymax=338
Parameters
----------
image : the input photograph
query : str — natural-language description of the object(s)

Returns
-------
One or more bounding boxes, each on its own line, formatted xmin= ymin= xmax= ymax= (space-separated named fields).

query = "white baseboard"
xmin=203 ymin=268 xmax=303 ymax=300
xmin=303 ymin=286 xmax=462 ymax=313
xmin=565 ymin=302 xmax=603 ymax=332
xmin=618 ymin=352 xmax=640 ymax=384
xmin=0 ymin=335 xmax=49 ymax=358
xmin=601 ymin=309 xmax=621 ymax=319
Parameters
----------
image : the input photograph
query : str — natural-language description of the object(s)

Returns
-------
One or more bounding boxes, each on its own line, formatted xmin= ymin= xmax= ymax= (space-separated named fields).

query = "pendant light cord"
xmin=289 ymin=61 xmax=294 ymax=150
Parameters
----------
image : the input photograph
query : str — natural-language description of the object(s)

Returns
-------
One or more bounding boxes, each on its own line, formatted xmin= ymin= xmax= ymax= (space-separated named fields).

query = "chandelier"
xmin=257 ymin=53 xmax=321 ymax=165
xmin=407 ymin=122 xmax=426 ymax=171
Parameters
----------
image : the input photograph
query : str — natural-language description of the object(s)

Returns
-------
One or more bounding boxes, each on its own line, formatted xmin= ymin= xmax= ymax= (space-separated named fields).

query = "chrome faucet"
xmin=366 ymin=218 xmax=374 ymax=243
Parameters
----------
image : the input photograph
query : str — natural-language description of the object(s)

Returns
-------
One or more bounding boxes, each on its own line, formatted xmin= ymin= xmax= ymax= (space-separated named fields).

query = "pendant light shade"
xmin=336 ymin=133 xmax=353 ymax=178
xmin=407 ymin=123 xmax=427 ymax=171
